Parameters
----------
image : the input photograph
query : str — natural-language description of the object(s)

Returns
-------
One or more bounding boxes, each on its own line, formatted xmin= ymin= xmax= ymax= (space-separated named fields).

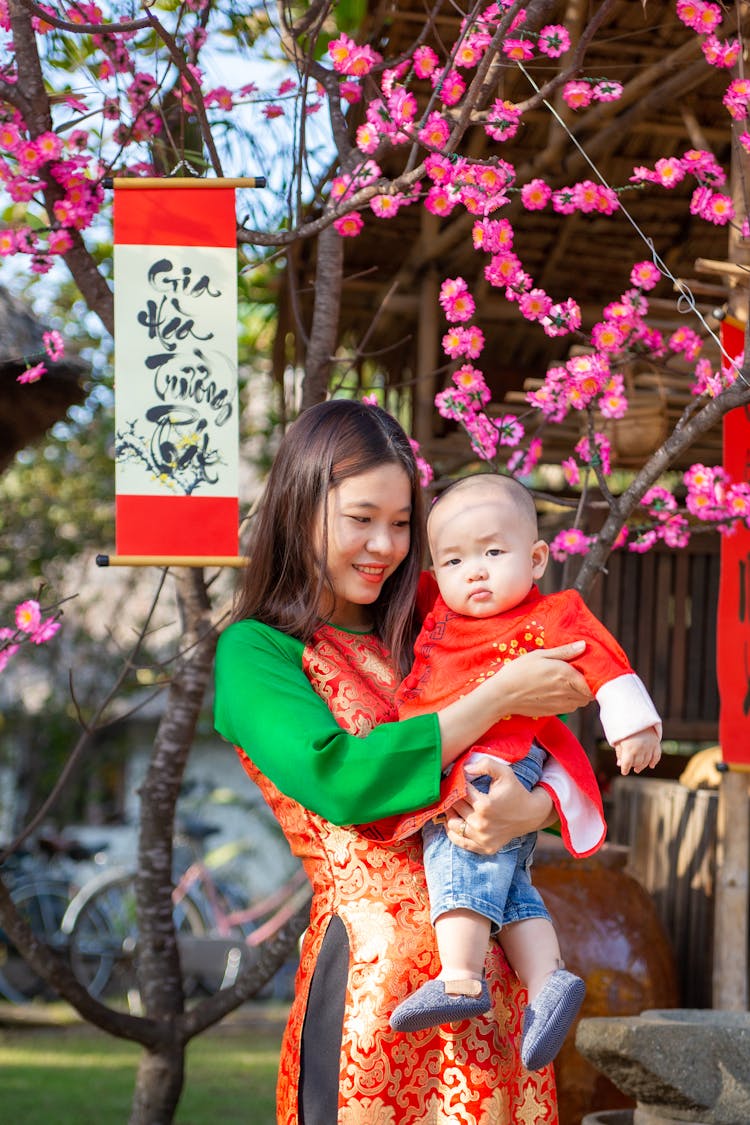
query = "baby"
xmin=387 ymin=473 xmax=662 ymax=1070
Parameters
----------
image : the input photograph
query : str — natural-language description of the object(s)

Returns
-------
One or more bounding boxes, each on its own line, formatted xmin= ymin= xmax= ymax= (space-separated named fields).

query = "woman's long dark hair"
xmin=233 ymin=399 xmax=426 ymax=677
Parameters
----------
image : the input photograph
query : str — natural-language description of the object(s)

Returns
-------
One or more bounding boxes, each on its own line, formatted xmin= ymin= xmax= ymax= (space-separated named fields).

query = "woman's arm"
xmin=436 ymin=641 xmax=592 ymax=769
xmin=214 ymin=619 xmax=443 ymax=824
xmin=215 ymin=622 xmax=591 ymax=826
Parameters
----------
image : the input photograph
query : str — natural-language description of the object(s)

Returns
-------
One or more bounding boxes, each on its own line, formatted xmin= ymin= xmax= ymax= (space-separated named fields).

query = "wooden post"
xmin=414 ymin=261 xmax=439 ymax=447
xmin=713 ymin=769 xmax=750 ymax=1008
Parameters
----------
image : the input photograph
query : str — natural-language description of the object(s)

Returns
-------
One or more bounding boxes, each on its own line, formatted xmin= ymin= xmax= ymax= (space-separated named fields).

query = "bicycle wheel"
xmin=64 ymin=870 xmax=206 ymax=1000
xmin=0 ymin=878 xmax=71 ymax=1003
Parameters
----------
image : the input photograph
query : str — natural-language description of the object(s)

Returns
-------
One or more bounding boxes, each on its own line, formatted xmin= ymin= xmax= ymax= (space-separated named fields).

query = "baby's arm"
xmin=614 ymin=727 xmax=662 ymax=775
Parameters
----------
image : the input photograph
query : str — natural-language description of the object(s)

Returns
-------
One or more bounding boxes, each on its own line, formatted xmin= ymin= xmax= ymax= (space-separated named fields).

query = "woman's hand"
xmin=496 ymin=642 xmax=593 ymax=717
xmin=444 ymin=757 xmax=556 ymax=855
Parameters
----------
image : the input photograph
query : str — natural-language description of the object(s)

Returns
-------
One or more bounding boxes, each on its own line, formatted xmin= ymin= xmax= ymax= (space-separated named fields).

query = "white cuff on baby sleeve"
xmin=596 ymin=673 xmax=662 ymax=745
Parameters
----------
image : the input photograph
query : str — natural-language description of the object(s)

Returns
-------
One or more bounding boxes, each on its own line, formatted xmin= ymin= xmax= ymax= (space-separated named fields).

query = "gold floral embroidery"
xmin=246 ymin=625 xmax=558 ymax=1124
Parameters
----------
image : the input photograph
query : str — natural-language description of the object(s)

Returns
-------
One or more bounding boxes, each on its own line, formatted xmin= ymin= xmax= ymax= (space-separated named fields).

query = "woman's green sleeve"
xmin=213 ymin=619 xmax=442 ymax=825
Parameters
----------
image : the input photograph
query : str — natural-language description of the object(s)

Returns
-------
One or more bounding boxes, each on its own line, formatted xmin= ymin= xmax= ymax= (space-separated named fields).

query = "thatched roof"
xmin=0 ymin=285 xmax=88 ymax=472
xmin=286 ymin=0 xmax=744 ymax=473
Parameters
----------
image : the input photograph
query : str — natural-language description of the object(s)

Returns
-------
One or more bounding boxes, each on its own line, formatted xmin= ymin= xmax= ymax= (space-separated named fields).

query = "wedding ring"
xmin=460 ymin=821 xmax=468 ymax=837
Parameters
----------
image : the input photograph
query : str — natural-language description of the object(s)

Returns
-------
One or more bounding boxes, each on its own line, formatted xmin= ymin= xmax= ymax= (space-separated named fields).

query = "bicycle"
xmin=61 ymin=815 xmax=310 ymax=1004
xmin=0 ymin=830 xmax=108 ymax=1003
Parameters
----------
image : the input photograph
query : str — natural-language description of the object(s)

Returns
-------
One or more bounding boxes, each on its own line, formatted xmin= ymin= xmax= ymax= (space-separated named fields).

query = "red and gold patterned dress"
xmin=214 ymin=618 xmax=559 ymax=1124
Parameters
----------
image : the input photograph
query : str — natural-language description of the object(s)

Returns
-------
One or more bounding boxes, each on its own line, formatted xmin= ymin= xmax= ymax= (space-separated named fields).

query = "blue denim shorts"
xmin=422 ymin=745 xmax=550 ymax=933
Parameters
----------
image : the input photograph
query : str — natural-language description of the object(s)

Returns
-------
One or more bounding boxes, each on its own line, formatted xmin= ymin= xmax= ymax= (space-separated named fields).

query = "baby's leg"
xmin=435 ymin=907 xmax=491 ymax=984
xmin=499 ymin=916 xmax=562 ymax=1002
xmin=500 ymin=917 xmax=585 ymax=1071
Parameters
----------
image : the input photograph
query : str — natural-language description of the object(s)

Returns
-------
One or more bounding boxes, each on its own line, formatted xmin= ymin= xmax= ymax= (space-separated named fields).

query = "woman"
xmin=214 ymin=399 xmax=592 ymax=1124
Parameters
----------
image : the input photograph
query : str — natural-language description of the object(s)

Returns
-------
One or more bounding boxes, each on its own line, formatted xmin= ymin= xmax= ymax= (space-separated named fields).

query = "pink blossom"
xmin=263 ymin=104 xmax=284 ymax=120
xmin=551 ymin=187 xmax=576 ymax=215
xmin=495 ymin=415 xmax=524 ymax=446
xmin=507 ymin=438 xmax=542 ymax=477
xmin=630 ymin=260 xmax=662 ymax=291
xmin=43 ymin=329 xmax=64 ymax=361
xmin=16 ymin=600 xmax=41 ymax=634
xmin=409 ymin=438 xmax=434 ymax=487
xmin=628 ymin=529 xmax=659 ymax=553
xmin=669 ymin=325 xmax=703 ymax=361
xmin=355 ymin=121 xmax=380 ymax=154
xmin=723 ymin=79 xmax=750 ymax=120
xmin=471 ymin=217 xmax=513 ymax=254
xmin=418 ymin=112 xmax=451 ymax=149
xmin=538 ymin=25 xmax=570 ymax=58
xmin=370 ymin=194 xmax=402 ymax=218
xmin=702 ymin=36 xmax=741 ymax=69
xmin=484 ymin=100 xmax=521 ymax=142
xmin=31 ymin=616 xmax=61 ymax=644
xmin=436 ymin=70 xmax=466 ymax=107
xmin=575 ymin=433 xmax=612 ymax=475
xmin=562 ymin=81 xmax=593 ymax=110
xmin=339 ymin=81 xmax=362 ymax=105
xmin=362 ymin=394 xmax=379 ymax=406
xmin=0 ymin=228 xmax=15 ymax=256
xmin=466 ymin=412 xmax=500 ymax=460
xmin=439 ymin=278 xmax=475 ymax=322
xmin=329 ymin=34 xmax=381 ymax=77
xmin=413 ymin=46 xmax=439 ymax=80
xmin=503 ymin=38 xmax=535 ymax=62
xmin=454 ymin=41 xmax=484 ymax=69
xmin=653 ymin=157 xmax=685 ymax=188
xmin=542 ymin=299 xmax=581 ymax=337
xmin=726 ymin=483 xmax=750 ymax=521
xmin=592 ymin=80 xmax=623 ymax=103
xmin=484 ymin=252 xmax=522 ymax=289
xmin=333 ymin=212 xmax=363 ymax=237
xmin=452 ymin=363 xmax=490 ymax=404
xmin=591 ymin=320 xmax=627 ymax=353
xmin=642 ymin=487 xmax=678 ymax=518
xmin=424 ymin=185 xmax=457 ymax=217
xmin=424 ymin=153 xmax=458 ymax=184
xmin=521 ymin=178 xmax=551 ymax=210
xmin=17 ymin=362 xmax=46 ymax=384
xmin=676 ymin=0 xmax=722 ymax=32
xmin=48 ymin=228 xmax=73 ymax=254
xmin=561 ymin=457 xmax=580 ymax=486
xmin=691 ymin=188 xmax=734 ymax=225
xmin=550 ymin=528 xmax=593 ymax=562
xmin=518 ymin=288 xmax=551 ymax=321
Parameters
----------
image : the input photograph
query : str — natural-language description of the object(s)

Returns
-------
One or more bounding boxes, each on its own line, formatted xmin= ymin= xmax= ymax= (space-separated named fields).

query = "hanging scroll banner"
xmin=717 ymin=315 xmax=750 ymax=767
xmin=113 ymin=184 xmax=239 ymax=558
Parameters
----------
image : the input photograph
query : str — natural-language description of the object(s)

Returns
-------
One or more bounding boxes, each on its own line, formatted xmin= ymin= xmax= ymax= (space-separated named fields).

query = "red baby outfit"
xmin=362 ymin=584 xmax=660 ymax=858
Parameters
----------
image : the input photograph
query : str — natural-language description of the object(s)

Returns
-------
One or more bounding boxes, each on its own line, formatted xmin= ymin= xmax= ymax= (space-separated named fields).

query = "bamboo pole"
xmin=104 ymin=176 xmax=266 ymax=189
xmin=96 ymin=555 xmax=248 ymax=568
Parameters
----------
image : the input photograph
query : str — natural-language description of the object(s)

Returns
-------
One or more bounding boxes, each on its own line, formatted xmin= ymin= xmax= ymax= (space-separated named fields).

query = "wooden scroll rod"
xmin=96 ymin=554 xmax=249 ymax=568
xmin=103 ymin=176 xmax=266 ymax=189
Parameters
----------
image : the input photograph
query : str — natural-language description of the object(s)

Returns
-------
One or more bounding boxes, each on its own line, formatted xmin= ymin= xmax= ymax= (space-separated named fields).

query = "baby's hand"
xmin=615 ymin=728 xmax=662 ymax=776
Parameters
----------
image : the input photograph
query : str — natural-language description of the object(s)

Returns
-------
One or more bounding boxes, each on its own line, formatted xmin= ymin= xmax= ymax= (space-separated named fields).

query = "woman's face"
xmin=314 ymin=463 xmax=412 ymax=630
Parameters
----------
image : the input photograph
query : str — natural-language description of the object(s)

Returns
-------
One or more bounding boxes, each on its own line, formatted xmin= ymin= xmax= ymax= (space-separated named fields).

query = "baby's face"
xmin=428 ymin=484 xmax=548 ymax=618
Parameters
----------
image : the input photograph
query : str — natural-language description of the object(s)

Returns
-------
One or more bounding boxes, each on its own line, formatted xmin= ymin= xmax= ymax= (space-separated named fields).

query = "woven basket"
xmin=597 ymin=369 xmax=668 ymax=465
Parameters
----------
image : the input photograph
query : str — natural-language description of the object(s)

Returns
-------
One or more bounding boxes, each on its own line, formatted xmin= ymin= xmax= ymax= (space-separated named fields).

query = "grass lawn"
xmin=0 ymin=1004 xmax=284 ymax=1124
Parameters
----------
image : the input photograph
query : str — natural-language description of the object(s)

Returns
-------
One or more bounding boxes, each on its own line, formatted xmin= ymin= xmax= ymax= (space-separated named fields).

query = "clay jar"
xmin=533 ymin=837 xmax=679 ymax=1125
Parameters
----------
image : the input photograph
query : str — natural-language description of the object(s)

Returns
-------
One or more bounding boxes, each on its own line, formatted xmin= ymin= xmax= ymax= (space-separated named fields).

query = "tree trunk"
xmin=129 ymin=1040 xmax=186 ymax=1125
xmin=130 ymin=568 xmax=217 ymax=1120
xmin=301 ymin=222 xmax=343 ymax=409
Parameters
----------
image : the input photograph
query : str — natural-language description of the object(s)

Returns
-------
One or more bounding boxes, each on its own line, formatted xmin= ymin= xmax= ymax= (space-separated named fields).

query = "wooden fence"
xmin=608 ymin=776 xmax=720 ymax=1008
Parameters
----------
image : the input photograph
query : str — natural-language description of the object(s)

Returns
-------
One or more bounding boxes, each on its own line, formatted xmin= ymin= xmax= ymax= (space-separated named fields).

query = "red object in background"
xmin=717 ymin=316 xmax=750 ymax=767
